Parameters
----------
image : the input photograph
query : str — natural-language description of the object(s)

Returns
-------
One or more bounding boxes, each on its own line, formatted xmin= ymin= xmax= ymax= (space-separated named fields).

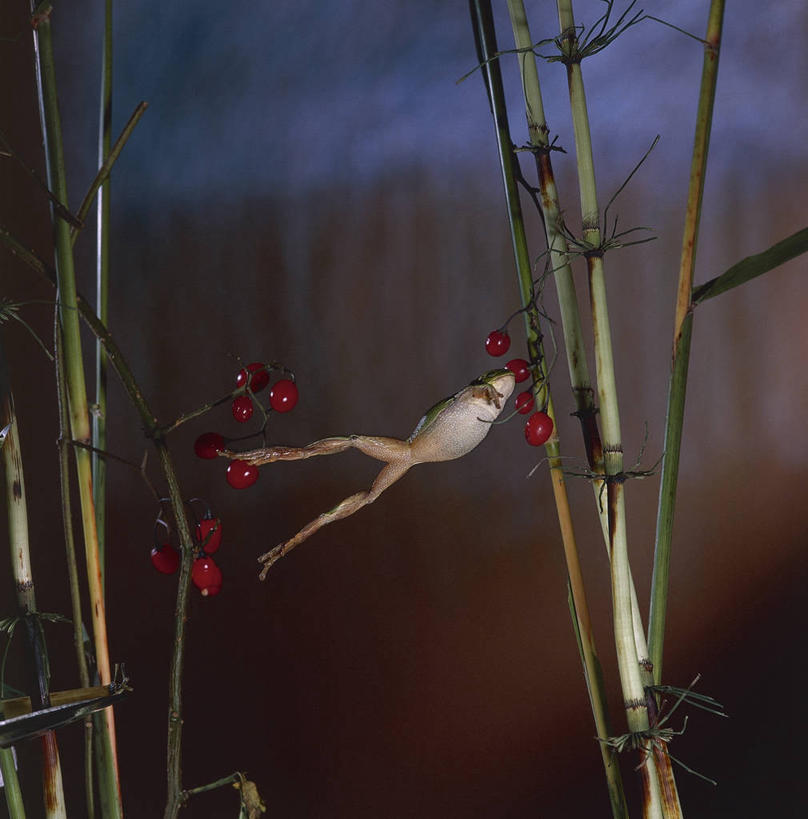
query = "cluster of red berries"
xmin=485 ymin=329 xmax=554 ymax=447
xmin=193 ymin=361 xmax=299 ymax=490
xmin=150 ymin=502 xmax=224 ymax=597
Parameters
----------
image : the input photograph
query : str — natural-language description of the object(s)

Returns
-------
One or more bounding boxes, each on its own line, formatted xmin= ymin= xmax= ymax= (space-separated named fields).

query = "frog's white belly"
xmin=410 ymin=400 xmax=500 ymax=462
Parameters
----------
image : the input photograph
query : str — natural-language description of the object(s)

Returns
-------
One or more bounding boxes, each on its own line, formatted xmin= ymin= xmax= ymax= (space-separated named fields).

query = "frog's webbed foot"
xmin=256 ymin=460 xmax=410 ymax=580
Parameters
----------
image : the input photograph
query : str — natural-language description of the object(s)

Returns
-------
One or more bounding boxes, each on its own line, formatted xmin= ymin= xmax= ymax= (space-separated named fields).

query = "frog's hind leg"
xmin=257 ymin=460 xmax=410 ymax=580
xmin=223 ymin=435 xmax=406 ymax=466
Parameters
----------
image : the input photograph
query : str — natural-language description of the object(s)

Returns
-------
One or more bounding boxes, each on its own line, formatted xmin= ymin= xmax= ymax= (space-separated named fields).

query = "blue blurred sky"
xmin=56 ymin=0 xmax=807 ymax=205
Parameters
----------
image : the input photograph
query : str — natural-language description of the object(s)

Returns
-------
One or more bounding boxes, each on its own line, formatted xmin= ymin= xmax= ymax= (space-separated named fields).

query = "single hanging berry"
xmin=485 ymin=330 xmax=510 ymax=357
xmin=194 ymin=432 xmax=225 ymax=459
xmin=506 ymin=358 xmax=530 ymax=383
xmin=269 ymin=379 xmax=298 ymax=413
xmin=192 ymin=555 xmax=223 ymax=596
xmin=525 ymin=411 xmax=554 ymax=446
xmin=232 ymin=395 xmax=254 ymax=423
xmin=236 ymin=362 xmax=270 ymax=393
xmin=195 ymin=516 xmax=223 ymax=554
xmin=515 ymin=390 xmax=534 ymax=415
xmin=150 ymin=543 xmax=180 ymax=574
xmin=226 ymin=459 xmax=259 ymax=489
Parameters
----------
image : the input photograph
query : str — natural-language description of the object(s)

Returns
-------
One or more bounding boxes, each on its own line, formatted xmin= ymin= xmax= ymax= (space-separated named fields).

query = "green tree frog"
xmin=223 ymin=368 xmax=516 ymax=579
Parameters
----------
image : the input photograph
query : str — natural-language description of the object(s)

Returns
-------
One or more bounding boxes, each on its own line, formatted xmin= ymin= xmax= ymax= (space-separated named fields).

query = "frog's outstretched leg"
xmin=222 ymin=435 xmax=408 ymax=466
xmin=257 ymin=460 xmax=411 ymax=580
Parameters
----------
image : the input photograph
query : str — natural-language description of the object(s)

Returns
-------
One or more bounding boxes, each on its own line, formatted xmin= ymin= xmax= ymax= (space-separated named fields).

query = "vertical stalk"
xmin=1 ymin=348 xmax=66 ymax=818
xmin=470 ymin=3 xmax=626 ymax=815
xmin=0 ymin=748 xmax=25 ymax=818
xmin=93 ymin=0 xmax=112 ymax=581
xmin=54 ymin=317 xmax=95 ymax=818
xmin=29 ymin=6 xmax=122 ymax=814
xmin=554 ymin=0 xmax=677 ymax=813
xmin=648 ymin=0 xmax=725 ymax=684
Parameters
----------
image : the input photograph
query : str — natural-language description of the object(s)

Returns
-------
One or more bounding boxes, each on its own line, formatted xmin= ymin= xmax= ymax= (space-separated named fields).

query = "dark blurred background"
xmin=1 ymin=0 xmax=806 ymax=816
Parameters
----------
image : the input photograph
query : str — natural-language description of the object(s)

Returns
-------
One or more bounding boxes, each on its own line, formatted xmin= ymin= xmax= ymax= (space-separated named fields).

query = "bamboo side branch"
xmin=29 ymin=7 xmax=122 ymax=813
xmin=648 ymin=0 xmax=725 ymax=685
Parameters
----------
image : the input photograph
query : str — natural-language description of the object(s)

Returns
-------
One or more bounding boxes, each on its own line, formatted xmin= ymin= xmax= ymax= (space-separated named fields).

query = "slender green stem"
xmin=71 ymin=101 xmax=148 ymax=247
xmin=471 ymin=3 xmax=626 ymax=814
xmin=54 ymin=311 xmax=95 ymax=816
xmin=0 ymin=748 xmax=25 ymax=818
xmin=30 ymin=5 xmax=122 ymax=811
xmin=648 ymin=0 xmax=725 ymax=686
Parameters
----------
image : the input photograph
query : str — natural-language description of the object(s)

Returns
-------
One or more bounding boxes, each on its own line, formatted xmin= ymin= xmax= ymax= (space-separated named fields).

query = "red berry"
xmin=150 ymin=543 xmax=179 ymax=574
xmin=226 ymin=459 xmax=259 ymax=489
xmin=194 ymin=432 xmax=225 ymax=459
xmin=236 ymin=362 xmax=270 ymax=393
xmin=232 ymin=395 xmax=254 ymax=423
xmin=525 ymin=411 xmax=554 ymax=446
xmin=515 ymin=390 xmax=534 ymax=415
xmin=192 ymin=556 xmax=223 ymax=595
xmin=485 ymin=330 xmax=511 ymax=357
xmin=269 ymin=379 xmax=298 ymax=413
xmin=195 ymin=516 xmax=222 ymax=554
xmin=506 ymin=358 xmax=530 ymax=383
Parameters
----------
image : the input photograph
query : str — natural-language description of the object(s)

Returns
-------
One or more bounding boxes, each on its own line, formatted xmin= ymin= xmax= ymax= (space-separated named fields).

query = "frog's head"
xmin=474 ymin=368 xmax=516 ymax=402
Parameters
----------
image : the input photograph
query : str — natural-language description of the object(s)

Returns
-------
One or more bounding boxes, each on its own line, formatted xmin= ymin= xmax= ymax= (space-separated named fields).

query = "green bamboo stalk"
xmin=470 ymin=4 xmax=626 ymax=815
xmin=29 ymin=6 xmax=123 ymax=813
xmin=53 ymin=315 xmax=95 ymax=818
xmin=505 ymin=0 xmax=648 ymax=675
xmin=554 ymin=1 xmax=675 ymax=814
xmin=1 ymin=350 xmax=66 ymax=817
xmin=0 ymin=748 xmax=25 ymax=818
xmin=648 ymin=0 xmax=725 ymax=686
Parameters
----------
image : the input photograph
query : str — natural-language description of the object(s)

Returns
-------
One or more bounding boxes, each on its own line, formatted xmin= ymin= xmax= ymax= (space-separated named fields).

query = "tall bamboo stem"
xmin=29 ymin=6 xmax=122 ymax=813
xmin=648 ymin=0 xmax=725 ymax=684
xmin=470 ymin=3 xmax=626 ymax=815
xmin=554 ymin=0 xmax=679 ymax=813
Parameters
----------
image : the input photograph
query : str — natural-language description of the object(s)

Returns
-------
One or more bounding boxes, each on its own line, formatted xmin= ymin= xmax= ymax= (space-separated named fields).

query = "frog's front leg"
xmin=257 ymin=460 xmax=411 ymax=579
xmin=222 ymin=435 xmax=408 ymax=466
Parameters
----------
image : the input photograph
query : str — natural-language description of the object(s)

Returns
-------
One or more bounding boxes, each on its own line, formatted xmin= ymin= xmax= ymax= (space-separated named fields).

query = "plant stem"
xmin=648 ymin=0 xmax=725 ymax=686
xmin=554 ymin=0 xmax=677 ymax=814
xmin=0 ymin=748 xmax=25 ymax=818
xmin=92 ymin=0 xmax=114 ymax=588
xmin=53 ymin=312 xmax=95 ymax=817
xmin=30 ymin=6 xmax=122 ymax=812
xmin=470 ymin=3 xmax=626 ymax=814
xmin=1 ymin=345 xmax=66 ymax=817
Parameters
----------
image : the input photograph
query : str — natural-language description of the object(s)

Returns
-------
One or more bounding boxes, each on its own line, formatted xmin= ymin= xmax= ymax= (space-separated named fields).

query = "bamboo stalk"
xmin=53 ymin=311 xmax=95 ymax=817
xmin=470 ymin=3 xmax=626 ymax=815
xmin=1 ymin=351 xmax=66 ymax=817
xmin=0 ymin=748 xmax=25 ymax=818
xmin=29 ymin=6 xmax=123 ymax=813
xmin=554 ymin=1 xmax=678 ymax=814
xmin=648 ymin=0 xmax=725 ymax=686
